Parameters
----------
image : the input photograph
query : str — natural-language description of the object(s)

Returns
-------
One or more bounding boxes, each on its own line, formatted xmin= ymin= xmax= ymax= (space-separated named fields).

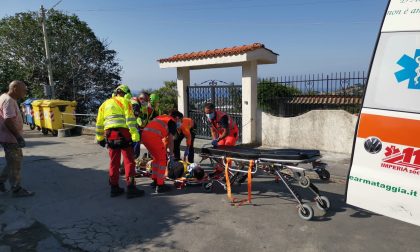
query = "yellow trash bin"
xmin=31 ymin=100 xmax=46 ymax=133
xmin=40 ymin=100 xmax=77 ymax=136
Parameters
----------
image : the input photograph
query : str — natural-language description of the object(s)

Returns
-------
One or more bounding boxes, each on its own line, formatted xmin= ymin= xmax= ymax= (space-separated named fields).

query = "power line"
xmin=66 ymin=0 xmax=367 ymax=13
xmin=151 ymin=19 xmax=378 ymax=27
xmin=49 ymin=0 xmax=64 ymax=11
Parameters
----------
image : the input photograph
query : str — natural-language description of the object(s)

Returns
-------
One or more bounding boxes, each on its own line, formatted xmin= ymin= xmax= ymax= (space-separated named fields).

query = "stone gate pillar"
xmin=159 ymin=43 xmax=278 ymax=143
xmin=241 ymin=61 xmax=257 ymax=144
xmin=177 ymin=67 xmax=190 ymax=116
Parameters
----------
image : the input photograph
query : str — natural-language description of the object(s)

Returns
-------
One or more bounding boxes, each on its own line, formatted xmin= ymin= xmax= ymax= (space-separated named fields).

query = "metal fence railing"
xmin=187 ymin=82 xmax=242 ymax=141
xmin=258 ymin=71 xmax=367 ymax=117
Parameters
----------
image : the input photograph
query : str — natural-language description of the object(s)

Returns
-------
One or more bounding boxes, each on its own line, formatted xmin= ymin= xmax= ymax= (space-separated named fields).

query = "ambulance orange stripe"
xmin=357 ymin=113 xmax=420 ymax=148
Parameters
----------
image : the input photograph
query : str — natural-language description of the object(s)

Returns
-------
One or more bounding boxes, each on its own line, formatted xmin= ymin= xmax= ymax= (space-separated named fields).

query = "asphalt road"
xmin=1 ymin=127 xmax=419 ymax=252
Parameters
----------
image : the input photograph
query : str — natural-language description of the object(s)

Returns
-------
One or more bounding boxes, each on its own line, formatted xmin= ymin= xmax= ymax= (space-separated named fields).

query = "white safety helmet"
xmin=187 ymin=163 xmax=198 ymax=173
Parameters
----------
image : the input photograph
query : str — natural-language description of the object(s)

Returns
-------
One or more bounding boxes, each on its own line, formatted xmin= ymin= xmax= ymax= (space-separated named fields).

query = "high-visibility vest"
xmin=143 ymin=115 xmax=175 ymax=139
xmin=95 ymin=96 xmax=140 ymax=142
xmin=130 ymin=99 xmax=140 ymax=113
xmin=208 ymin=111 xmax=238 ymax=135
xmin=139 ymin=105 xmax=162 ymax=128
xmin=178 ymin=117 xmax=194 ymax=146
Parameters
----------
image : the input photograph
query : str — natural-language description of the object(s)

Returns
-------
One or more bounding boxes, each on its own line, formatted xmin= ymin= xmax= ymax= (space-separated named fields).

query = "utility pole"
xmin=40 ymin=5 xmax=55 ymax=99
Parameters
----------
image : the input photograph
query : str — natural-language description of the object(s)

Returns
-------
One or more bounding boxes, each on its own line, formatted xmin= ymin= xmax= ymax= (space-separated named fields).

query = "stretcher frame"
xmin=199 ymin=149 xmax=331 ymax=221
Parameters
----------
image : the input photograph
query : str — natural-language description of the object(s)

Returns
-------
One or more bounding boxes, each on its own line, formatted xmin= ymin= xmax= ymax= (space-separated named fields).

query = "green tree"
xmin=257 ymin=78 xmax=301 ymax=115
xmin=154 ymin=81 xmax=178 ymax=114
xmin=0 ymin=10 xmax=121 ymax=113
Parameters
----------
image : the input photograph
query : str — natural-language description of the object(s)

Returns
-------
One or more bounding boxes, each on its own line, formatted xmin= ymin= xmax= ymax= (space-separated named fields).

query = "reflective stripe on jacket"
xmin=143 ymin=115 xmax=175 ymax=139
xmin=95 ymin=96 xmax=140 ymax=142
xmin=139 ymin=105 xmax=162 ymax=128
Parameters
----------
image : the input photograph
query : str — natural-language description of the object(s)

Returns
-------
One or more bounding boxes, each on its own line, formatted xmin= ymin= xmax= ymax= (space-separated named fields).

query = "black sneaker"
xmin=110 ymin=185 xmax=125 ymax=197
xmin=155 ymin=184 xmax=172 ymax=194
xmin=12 ymin=186 xmax=35 ymax=197
xmin=126 ymin=184 xmax=145 ymax=199
xmin=0 ymin=183 xmax=6 ymax=193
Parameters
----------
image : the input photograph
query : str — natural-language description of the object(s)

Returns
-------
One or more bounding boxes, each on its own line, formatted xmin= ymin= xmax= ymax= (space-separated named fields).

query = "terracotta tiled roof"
xmin=287 ymin=95 xmax=362 ymax=105
xmin=158 ymin=43 xmax=276 ymax=63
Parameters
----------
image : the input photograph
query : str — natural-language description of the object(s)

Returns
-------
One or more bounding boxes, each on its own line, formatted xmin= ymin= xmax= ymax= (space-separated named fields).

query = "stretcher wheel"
xmin=316 ymin=169 xmax=330 ymax=181
xmin=298 ymin=203 xmax=314 ymax=221
xmin=315 ymin=196 xmax=330 ymax=211
xmin=30 ymin=124 xmax=36 ymax=130
xmin=298 ymin=176 xmax=311 ymax=188
xmin=202 ymin=182 xmax=213 ymax=193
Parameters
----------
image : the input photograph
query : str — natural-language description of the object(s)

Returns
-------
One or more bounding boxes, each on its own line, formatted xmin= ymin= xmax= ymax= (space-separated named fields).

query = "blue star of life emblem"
xmin=394 ymin=49 xmax=420 ymax=90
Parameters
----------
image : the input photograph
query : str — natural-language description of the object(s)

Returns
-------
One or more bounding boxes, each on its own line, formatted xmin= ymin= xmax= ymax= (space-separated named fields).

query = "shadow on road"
xmin=167 ymin=165 xmax=378 ymax=223
xmin=0 ymin=154 xmax=189 ymax=251
xmin=248 ymin=178 xmax=378 ymax=222
xmin=24 ymin=140 xmax=61 ymax=148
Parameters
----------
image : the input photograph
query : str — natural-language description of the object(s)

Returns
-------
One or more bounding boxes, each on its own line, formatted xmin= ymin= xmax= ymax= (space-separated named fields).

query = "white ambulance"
xmin=346 ymin=0 xmax=420 ymax=226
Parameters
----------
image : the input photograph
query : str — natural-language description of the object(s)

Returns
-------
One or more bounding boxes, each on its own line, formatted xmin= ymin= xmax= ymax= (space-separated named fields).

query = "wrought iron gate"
xmin=187 ymin=80 xmax=242 ymax=140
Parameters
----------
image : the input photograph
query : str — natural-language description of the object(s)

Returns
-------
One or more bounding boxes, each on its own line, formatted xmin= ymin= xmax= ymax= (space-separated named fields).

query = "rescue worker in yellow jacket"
xmin=130 ymin=97 xmax=142 ymax=159
xmin=96 ymin=85 xmax=144 ymax=198
xmin=138 ymin=93 xmax=162 ymax=128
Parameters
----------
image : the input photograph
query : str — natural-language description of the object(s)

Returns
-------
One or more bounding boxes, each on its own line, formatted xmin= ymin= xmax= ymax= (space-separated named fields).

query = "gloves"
xmin=211 ymin=139 xmax=219 ymax=147
xmin=16 ymin=136 xmax=25 ymax=148
xmin=184 ymin=148 xmax=190 ymax=157
xmin=98 ymin=140 xmax=106 ymax=148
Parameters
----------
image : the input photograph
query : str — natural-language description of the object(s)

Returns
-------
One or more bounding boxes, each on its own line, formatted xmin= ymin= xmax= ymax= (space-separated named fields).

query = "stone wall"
xmin=256 ymin=109 xmax=358 ymax=154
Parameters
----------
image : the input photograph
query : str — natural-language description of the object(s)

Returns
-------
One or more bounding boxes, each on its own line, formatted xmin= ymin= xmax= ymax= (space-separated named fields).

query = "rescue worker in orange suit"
xmin=142 ymin=110 xmax=183 ymax=193
xmin=173 ymin=116 xmax=196 ymax=163
xmin=204 ymin=102 xmax=239 ymax=147
xmin=96 ymin=85 xmax=145 ymax=198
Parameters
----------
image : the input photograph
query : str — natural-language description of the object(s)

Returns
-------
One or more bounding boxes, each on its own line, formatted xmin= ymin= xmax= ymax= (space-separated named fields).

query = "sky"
xmin=1 ymin=0 xmax=389 ymax=90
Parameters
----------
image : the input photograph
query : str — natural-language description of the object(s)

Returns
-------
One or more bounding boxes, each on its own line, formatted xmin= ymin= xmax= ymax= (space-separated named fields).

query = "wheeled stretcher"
xmin=199 ymin=146 xmax=331 ymax=221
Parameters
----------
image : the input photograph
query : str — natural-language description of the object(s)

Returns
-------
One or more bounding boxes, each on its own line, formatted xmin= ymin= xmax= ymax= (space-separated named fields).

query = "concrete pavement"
xmin=0 ymin=127 xmax=419 ymax=251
